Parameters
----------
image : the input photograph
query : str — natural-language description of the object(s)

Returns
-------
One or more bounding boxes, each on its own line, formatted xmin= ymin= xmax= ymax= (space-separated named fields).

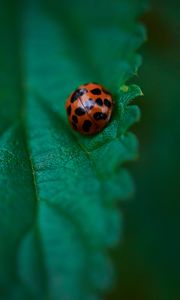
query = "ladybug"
xmin=65 ymin=83 xmax=113 ymax=135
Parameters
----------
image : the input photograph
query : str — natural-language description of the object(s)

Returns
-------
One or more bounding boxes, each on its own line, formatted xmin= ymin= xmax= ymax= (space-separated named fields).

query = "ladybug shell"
xmin=65 ymin=83 xmax=113 ymax=135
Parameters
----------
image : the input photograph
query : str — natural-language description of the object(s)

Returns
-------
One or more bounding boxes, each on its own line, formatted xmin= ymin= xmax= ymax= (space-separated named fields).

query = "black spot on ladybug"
xmin=82 ymin=120 xmax=92 ymax=132
xmin=84 ymin=98 xmax=94 ymax=110
xmin=104 ymin=98 xmax=112 ymax=108
xmin=72 ymin=122 xmax=77 ymax=130
xmin=91 ymin=88 xmax=102 ymax=95
xmin=71 ymin=88 xmax=88 ymax=102
xmin=95 ymin=98 xmax=103 ymax=106
xmin=71 ymin=92 xmax=78 ymax=103
xmin=72 ymin=115 xmax=78 ymax=123
xmin=75 ymin=107 xmax=86 ymax=116
xmin=67 ymin=105 xmax=71 ymax=115
xmin=93 ymin=112 xmax=108 ymax=120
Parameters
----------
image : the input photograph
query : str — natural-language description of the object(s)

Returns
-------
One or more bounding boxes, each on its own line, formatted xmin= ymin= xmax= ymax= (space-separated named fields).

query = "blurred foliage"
xmin=0 ymin=0 xmax=147 ymax=300
xmin=108 ymin=0 xmax=180 ymax=299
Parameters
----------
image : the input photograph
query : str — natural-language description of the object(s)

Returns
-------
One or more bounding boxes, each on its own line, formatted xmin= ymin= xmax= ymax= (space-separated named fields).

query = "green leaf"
xmin=0 ymin=0 xmax=146 ymax=299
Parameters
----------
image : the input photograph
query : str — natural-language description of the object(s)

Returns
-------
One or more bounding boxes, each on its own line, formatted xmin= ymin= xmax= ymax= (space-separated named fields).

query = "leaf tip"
xmin=139 ymin=88 xmax=144 ymax=96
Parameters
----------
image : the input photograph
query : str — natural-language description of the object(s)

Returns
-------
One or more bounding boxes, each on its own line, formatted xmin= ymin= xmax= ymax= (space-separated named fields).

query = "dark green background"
xmin=109 ymin=0 xmax=180 ymax=299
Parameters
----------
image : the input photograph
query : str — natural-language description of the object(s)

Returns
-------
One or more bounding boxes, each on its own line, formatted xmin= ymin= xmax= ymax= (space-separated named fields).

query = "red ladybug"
xmin=65 ymin=83 xmax=113 ymax=135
